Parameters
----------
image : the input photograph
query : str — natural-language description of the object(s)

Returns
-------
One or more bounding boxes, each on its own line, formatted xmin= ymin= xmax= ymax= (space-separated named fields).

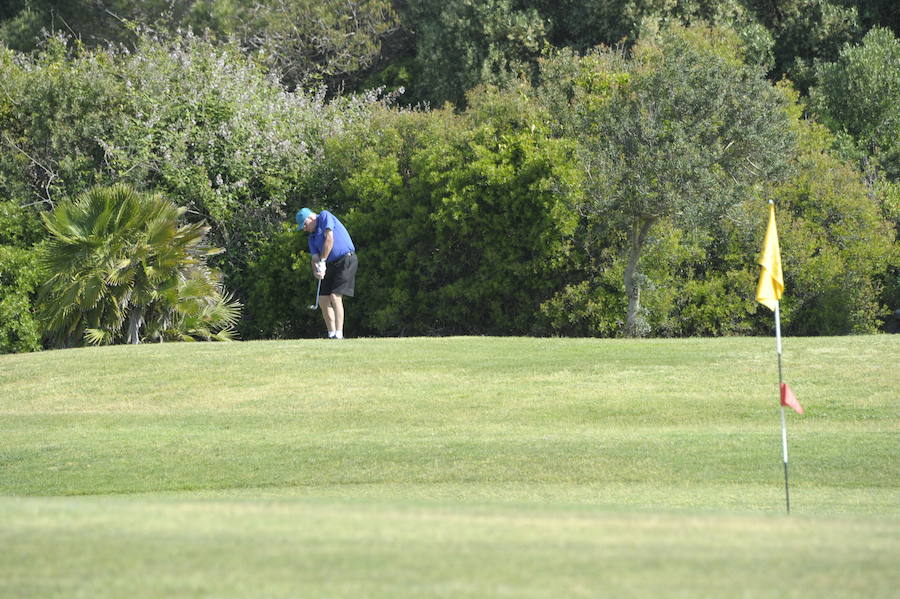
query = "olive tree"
xmin=539 ymin=27 xmax=796 ymax=336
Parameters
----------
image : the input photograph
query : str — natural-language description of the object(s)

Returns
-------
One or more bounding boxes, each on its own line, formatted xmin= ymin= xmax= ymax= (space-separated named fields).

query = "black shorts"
xmin=320 ymin=252 xmax=357 ymax=297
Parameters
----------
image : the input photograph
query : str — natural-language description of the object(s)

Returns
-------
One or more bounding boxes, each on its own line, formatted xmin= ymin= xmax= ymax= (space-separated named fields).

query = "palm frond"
xmin=145 ymin=215 xmax=177 ymax=248
xmin=210 ymin=328 xmax=237 ymax=341
xmin=84 ymin=328 xmax=113 ymax=346
xmin=80 ymin=275 xmax=106 ymax=310
xmin=104 ymin=256 xmax=133 ymax=284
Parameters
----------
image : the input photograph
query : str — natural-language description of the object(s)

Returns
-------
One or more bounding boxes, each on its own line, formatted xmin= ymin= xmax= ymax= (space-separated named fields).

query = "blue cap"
xmin=296 ymin=208 xmax=312 ymax=231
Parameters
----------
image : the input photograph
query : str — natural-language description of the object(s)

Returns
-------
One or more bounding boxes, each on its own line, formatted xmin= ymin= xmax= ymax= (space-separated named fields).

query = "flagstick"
xmin=775 ymin=301 xmax=791 ymax=514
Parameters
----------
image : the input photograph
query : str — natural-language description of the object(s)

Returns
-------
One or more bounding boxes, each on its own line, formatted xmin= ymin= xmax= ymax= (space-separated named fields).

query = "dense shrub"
xmin=0 ymin=38 xmax=125 ymax=208
xmin=0 ymin=245 xmax=42 ymax=353
xmin=0 ymin=197 xmax=48 ymax=354
xmin=238 ymin=223 xmax=321 ymax=339
xmin=320 ymin=87 xmax=582 ymax=336
xmin=771 ymin=121 xmax=896 ymax=334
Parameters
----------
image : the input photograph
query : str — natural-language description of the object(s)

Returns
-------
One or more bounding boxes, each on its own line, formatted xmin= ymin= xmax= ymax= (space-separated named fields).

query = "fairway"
xmin=1 ymin=336 xmax=898 ymax=597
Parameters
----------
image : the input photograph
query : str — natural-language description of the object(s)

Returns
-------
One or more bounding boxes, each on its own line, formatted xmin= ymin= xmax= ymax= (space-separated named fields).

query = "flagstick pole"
xmin=775 ymin=301 xmax=791 ymax=514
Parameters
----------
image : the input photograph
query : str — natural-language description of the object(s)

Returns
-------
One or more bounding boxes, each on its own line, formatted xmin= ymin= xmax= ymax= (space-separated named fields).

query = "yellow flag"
xmin=756 ymin=203 xmax=784 ymax=311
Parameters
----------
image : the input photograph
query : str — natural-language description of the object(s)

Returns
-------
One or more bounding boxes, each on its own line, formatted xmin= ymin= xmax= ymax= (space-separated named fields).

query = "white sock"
xmin=328 ymin=331 xmax=336 ymax=338
xmin=335 ymin=331 xmax=343 ymax=339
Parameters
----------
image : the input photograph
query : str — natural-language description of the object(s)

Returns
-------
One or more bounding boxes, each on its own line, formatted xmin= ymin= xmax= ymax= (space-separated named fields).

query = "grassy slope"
xmin=1 ymin=336 xmax=898 ymax=597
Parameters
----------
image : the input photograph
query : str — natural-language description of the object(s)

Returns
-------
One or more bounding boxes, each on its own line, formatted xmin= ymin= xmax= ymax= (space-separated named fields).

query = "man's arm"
xmin=310 ymin=230 xmax=333 ymax=279
xmin=320 ymin=229 xmax=334 ymax=261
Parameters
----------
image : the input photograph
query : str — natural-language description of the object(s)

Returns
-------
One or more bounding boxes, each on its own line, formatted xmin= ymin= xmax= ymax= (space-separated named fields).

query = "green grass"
xmin=1 ymin=336 xmax=898 ymax=597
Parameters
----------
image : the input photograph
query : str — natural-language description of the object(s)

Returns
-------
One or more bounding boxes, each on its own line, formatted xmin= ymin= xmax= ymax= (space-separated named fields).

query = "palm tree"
xmin=39 ymin=184 xmax=240 ymax=346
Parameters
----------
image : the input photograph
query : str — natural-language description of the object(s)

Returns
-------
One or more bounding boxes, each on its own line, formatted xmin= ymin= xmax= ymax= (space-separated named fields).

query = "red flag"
xmin=780 ymin=383 xmax=803 ymax=414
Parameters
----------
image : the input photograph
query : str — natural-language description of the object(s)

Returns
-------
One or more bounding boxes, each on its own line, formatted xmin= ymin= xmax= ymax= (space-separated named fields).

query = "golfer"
xmin=296 ymin=207 xmax=358 ymax=339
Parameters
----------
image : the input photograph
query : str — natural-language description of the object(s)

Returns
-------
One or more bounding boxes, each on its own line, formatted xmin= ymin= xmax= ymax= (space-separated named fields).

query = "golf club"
xmin=308 ymin=278 xmax=322 ymax=310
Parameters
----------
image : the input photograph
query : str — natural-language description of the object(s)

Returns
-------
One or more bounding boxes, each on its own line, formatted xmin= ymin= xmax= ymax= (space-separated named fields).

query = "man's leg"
xmin=331 ymin=294 xmax=344 ymax=338
xmin=319 ymin=295 xmax=336 ymax=337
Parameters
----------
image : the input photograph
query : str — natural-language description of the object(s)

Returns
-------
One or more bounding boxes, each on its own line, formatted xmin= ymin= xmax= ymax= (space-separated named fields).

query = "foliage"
xmin=538 ymin=0 xmax=774 ymax=67
xmin=747 ymin=0 xmax=863 ymax=92
xmin=394 ymin=0 xmax=895 ymax=105
xmin=323 ymin=107 xmax=453 ymax=335
xmin=620 ymin=221 xmax=760 ymax=338
xmin=211 ymin=0 xmax=399 ymax=90
xmin=0 ymin=199 xmax=43 ymax=248
xmin=404 ymin=0 xmax=549 ymax=108
xmin=396 ymin=0 xmax=781 ymax=107
xmin=99 ymin=33 xmax=391 ymax=313
xmin=812 ymin=27 xmax=900 ymax=180
xmin=0 ymin=0 xmax=175 ymax=51
xmin=872 ymin=177 xmax=900 ymax=329
xmin=0 ymin=36 xmax=126 ymax=209
xmin=2 ymin=0 xmax=898 ymax=108
xmin=424 ymin=86 xmax=581 ymax=333
xmin=535 ymin=276 xmax=626 ymax=338
xmin=38 ymin=184 xmax=240 ymax=347
xmin=536 ymin=215 xmax=761 ymax=339
xmin=770 ymin=121 xmax=896 ymax=334
xmin=0 ymin=193 xmax=50 ymax=355
xmin=0 ymin=0 xmax=399 ymax=92
xmin=0 ymin=32 xmax=386 ymax=348
xmin=0 ymin=244 xmax=42 ymax=353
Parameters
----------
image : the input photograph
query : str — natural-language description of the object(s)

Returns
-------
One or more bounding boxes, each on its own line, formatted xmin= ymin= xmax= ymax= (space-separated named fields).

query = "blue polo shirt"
xmin=308 ymin=210 xmax=355 ymax=262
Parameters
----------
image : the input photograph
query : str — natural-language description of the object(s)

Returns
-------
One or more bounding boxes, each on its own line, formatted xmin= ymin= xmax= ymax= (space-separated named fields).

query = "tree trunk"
xmin=127 ymin=310 xmax=144 ymax=344
xmin=623 ymin=218 xmax=654 ymax=337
